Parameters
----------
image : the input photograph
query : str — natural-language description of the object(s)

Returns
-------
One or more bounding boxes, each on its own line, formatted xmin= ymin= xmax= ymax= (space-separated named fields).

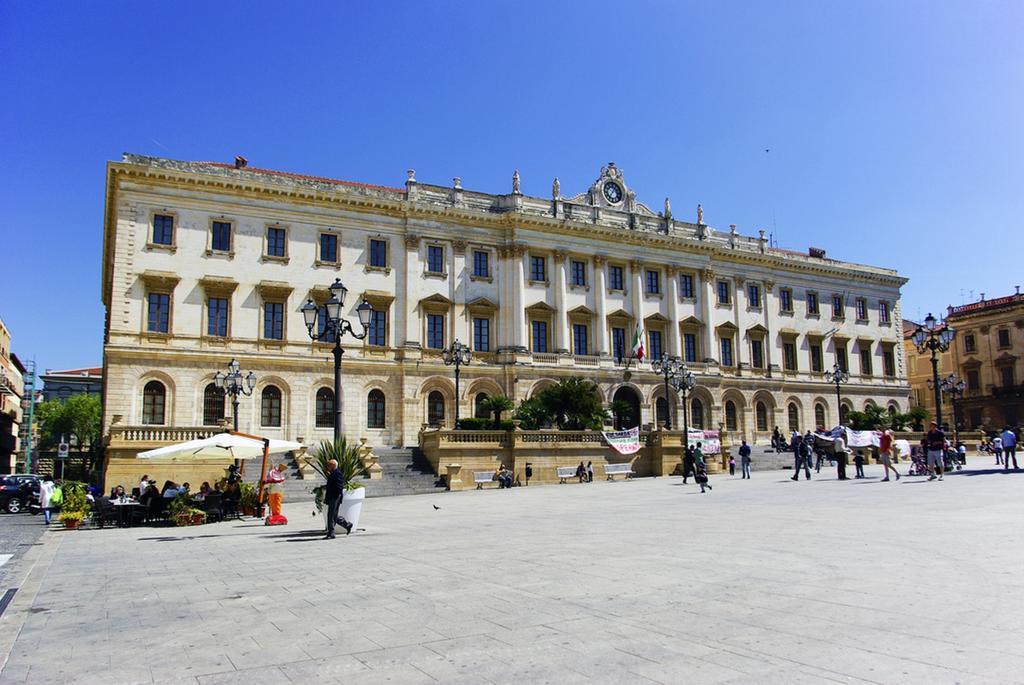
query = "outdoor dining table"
xmin=112 ymin=499 xmax=145 ymax=527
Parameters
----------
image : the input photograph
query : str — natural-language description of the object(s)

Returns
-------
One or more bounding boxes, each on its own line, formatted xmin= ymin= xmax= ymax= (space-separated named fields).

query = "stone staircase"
xmin=358 ymin=447 xmax=447 ymax=498
xmin=241 ymin=456 xmax=315 ymax=502
xmin=724 ymin=444 xmax=795 ymax=471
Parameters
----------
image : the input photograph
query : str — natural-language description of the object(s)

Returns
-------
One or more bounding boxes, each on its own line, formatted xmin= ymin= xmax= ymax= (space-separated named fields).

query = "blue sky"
xmin=2 ymin=1 xmax=1021 ymax=371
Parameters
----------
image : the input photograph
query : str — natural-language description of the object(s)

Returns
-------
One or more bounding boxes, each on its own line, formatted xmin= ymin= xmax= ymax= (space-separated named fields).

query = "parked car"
xmin=0 ymin=475 xmax=40 ymax=514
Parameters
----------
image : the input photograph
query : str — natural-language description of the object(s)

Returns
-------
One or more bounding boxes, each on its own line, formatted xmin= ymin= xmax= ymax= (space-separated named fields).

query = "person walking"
xmin=324 ymin=459 xmax=352 ymax=539
xmin=739 ymin=440 xmax=752 ymax=479
xmin=772 ymin=426 xmax=783 ymax=453
xmin=879 ymin=429 xmax=901 ymax=481
xmin=834 ymin=432 xmax=849 ymax=480
xmin=993 ymin=434 xmax=1003 ymax=465
xmin=791 ymin=431 xmax=811 ymax=481
xmin=924 ymin=421 xmax=946 ymax=481
xmin=1000 ymin=426 xmax=1019 ymax=470
xmin=854 ymin=451 xmax=866 ymax=478
xmin=693 ymin=442 xmax=712 ymax=492
xmin=575 ymin=461 xmax=587 ymax=483
xmin=728 ymin=455 xmax=736 ymax=475
xmin=682 ymin=445 xmax=696 ymax=484
xmin=586 ymin=461 xmax=594 ymax=483
xmin=39 ymin=475 xmax=56 ymax=525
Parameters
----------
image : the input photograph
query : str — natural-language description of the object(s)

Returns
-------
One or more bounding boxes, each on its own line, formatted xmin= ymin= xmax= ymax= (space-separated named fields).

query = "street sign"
xmin=57 ymin=442 xmax=69 ymax=459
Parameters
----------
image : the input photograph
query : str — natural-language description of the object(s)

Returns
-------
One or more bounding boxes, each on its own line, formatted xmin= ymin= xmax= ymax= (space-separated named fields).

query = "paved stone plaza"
xmin=2 ymin=460 xmax=1024 ymax=684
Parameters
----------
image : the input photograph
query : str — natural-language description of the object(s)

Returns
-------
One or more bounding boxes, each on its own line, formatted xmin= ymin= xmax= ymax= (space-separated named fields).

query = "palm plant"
xmin=305 ymin=436 xmax=368 ymax=513
xmin=481 ymin=395 xmax=515 ymax=428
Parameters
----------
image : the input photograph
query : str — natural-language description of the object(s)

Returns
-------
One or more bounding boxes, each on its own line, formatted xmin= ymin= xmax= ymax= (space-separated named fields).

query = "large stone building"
xmin=100 ymin=154 xmax=910 ymax=459
xmin=905 ymin=290 xmax=1023 ymax=431
xmin=40 ymin=366 xmax=103 ymax=403
xmin=0 ymin=318 xmax=25 ymax=472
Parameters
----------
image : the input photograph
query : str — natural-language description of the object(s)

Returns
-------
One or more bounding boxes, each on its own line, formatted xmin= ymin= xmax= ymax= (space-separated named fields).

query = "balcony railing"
xmin=109 ymin=425 xmax=222 ymax=443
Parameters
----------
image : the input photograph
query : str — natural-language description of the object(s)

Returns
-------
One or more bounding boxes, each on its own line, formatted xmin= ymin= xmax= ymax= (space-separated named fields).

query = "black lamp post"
xmin=824 ymin=362 xmax=850 ymax=425
xmin=442 ymin=339 xmax=472 ymax=429
xmin=912 ymin=313 xmax=956 ymax=430
xmin=929 ymin=373 xmax=966 ymax=445
xmin=670 ymin=365 xmax=697 ymax=449
xmin=213 ymin=359 xmax=256 ymax=432
xmin=651 ymin=355 xmax=683 ymax=430
xmin=301 ymin=278 xmax=373 ymax=442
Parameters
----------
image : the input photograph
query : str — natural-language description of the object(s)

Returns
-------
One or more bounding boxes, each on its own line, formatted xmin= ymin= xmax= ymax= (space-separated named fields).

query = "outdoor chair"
xmin=93 ymin=498 xmax=118 ymax=529
xmin=201 ymin=494 xmax=225 ymax=523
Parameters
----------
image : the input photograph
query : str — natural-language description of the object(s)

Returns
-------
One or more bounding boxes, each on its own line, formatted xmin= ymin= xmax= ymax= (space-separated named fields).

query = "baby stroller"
xmin=944 ymin=447 xmax=963 ymax=471
xmin=695 ymin=465 xmax=712 ymax=493
xmin=907 ymin=446 xmax=930 ymax=476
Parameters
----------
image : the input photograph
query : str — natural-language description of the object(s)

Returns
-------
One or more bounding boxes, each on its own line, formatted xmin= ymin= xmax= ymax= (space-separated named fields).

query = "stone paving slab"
xmin=1 ymin=459 xmax=1023 ymax=684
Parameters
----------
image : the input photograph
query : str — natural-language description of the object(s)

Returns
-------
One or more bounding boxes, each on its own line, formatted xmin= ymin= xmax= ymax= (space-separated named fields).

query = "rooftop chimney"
xmin=234 ymin=155 xmax=248 ymax=169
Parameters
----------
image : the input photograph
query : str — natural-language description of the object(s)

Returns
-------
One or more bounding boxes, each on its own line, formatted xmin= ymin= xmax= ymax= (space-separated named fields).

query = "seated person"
xmin=109 ymin=484 xmax=127 ymax=500
xmin=496 ymin=465 xmax=513 ymax=489
xmin=193 ymin=482 xmax=211 ymax=501
xmin=213 ymin=481 xmax=224 ymax=494
xmin=180 ymin=482 xmax=191 ymax=496
xmin=161 ymin=480 xmax=179 ymax=498
xmin=139 ymin=483 xmax=159 ymax=507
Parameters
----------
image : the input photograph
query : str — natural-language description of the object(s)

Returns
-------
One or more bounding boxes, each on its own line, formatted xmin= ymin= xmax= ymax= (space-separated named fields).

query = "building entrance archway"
xmin=612 ymin=386 xmax=641 ymax=430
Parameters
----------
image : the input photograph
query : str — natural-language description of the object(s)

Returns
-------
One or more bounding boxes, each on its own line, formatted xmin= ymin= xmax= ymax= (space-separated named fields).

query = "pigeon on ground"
xmin=433 ymin=504 xmax=441 ymax=510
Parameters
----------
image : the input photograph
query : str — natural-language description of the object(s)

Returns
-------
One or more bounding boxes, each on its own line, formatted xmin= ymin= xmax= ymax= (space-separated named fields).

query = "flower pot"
xmin=63 ymin=519 xmax=81 ymax=530
xmin=175 ymin=513 xmax=192 ymax=527
xmin=336 ymin=487 xmax=365 ymax=531
xmin=191 ymin=513 xmax=206 ymax=526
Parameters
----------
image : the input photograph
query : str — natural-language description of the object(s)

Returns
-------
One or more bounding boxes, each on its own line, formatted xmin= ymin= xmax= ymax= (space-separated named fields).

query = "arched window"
xmin=888 ymin=404 xmax=898 ymax=416
xmin=690 ymin=398 xmax=704 ymax=429
xmin=814 ymin=403 xmax=827 ymax=429
xmin=261 ymin=386 xmax=282 ymax=427
xmin=656 ymin=397 xmax=669 ymax=426
xmin=142 ymin=381 xmax=166 ymax=425
xmin=315 ymin=388 xmax=335 ymax=428
xmin=787 ymin=403 xmax=799 ymax=433
xmin=755 ymin=401 xmax=768 ymax=432
xmin=725 ymin=400 xmax=737 ymax=431
xmin=474 ymin=393 xmax=490 ymax=419
xmin=427 ymin=391 xmax=445 ymax=427
xmin=839 ymin=403 xmax=849 ymax=425
xmin=202 ymin=383 xmax=225 ymax=426
xmin=367 ymin=389 xmax=385 ymax=428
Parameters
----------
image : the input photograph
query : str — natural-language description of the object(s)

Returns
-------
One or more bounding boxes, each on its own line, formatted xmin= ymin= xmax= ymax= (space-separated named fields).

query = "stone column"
xmin=403 ymin=234 xmax=421 ymax=350
xmin=667 ymin=265 xmax=681 ymax=357
xmin=733 ymin=276 xmax=745 ymax=368
xmin=452 ymin=239 xmax=467 ymax=343
xmin=763 ymin=280 xmax=775 ymax=374
xmin=631 ymin=259 xmax=645 ymax=343
xmin=553 ymin=249 xmax=568 ymax=354
xmin=512 ymin=244 xmax=527 ymax=351
xmin=701 ymin=268 xmax=716 ymax=362
xmin=593 ymin=255 xmax=609 ymax=355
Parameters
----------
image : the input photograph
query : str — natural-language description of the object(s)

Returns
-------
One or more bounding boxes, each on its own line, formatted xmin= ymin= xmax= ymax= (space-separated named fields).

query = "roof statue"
xmin=512 ymin=169 xmax=521 ymax=194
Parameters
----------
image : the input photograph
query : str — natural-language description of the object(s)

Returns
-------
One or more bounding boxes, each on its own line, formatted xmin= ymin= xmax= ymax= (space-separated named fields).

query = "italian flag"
xmin=631 ymin=323 xmax=645 ymax=360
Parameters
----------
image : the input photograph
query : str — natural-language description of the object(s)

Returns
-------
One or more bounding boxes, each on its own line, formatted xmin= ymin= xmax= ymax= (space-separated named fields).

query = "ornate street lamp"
xmin=301 ymin=278 xmax=373 ymax=441
xmin=824 ymin=362 xmax=850 ymax=425
xmin=912 ymin=313 xmax=956 ymax=430
xmin=929 ymin=372 xmax=966 ymax=444
xmin=651 ymin=355 xmax=683 ymax=430
xmin=213 ymin=358 xmax=257 ymax=432
xmin=669 ymin=365 xmax=697 ymax=449
xmin=442 ymin=339 xmax=472 ymax=429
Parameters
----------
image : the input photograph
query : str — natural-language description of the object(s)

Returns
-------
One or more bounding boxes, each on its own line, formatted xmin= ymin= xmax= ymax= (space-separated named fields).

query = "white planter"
xmin=336 ymin=486 xmax=365 ymax=531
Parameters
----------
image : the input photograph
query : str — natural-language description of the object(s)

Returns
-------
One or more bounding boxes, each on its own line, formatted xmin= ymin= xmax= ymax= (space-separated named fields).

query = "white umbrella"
xmin=137 ymin=432 xmax=304 ymax=460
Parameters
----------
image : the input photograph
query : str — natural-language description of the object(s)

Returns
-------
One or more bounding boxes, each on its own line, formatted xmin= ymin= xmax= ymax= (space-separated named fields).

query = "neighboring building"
xmin=40 ymin=367 xmax=103 ymax=402
xmin=903 ymin=318 xmax=955 ymax=421
xmin=100 ymin=154 xmax=911 ymax=461
xmin=0 ymin=318 xmax=24 ymax=472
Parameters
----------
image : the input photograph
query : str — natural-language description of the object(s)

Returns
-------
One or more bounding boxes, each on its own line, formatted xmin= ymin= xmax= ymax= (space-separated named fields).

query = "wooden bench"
xmin=556 ymin=466 xmax=580 ymax=484
xmin=474 ymin=471 xmax=496 ymax=489
xmin=603 ymin=463 xmax=634 ymax=481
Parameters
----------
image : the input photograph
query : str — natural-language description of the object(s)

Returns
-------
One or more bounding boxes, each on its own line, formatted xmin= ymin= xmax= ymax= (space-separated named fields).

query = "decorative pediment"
xmin=306 ymin=286 xmax=331 ymax=304
xmin=362 ymin=289 xmax=395 ymax=307
xmin=256 ymin=280 xmax=293 ymax=299
xmin=715 ymin=321 xmax=738 ymax=332
xmin=198 ymin=275 xmax=238 ymax=295
xmin=568 ymin=305 xmax=596 ymax=318
xmin=679 ymin=316 xmax=703 ymax=328
xmin=419 ymin=293 xmax=453 ymax=310
xmin=746 ymin=323 xmax=769 ymax=334
xmin=606 ymin=308 xmax=634 ymax=322
xmin=994 ymin=352 xmax=1018 ymax=364
xmin=644 ymin=312 xmax=669 ymax=323
xmin=562 ymin=162 xmax=657 ymax=216
xmin=961 ymin=357 xmax=982 ymax=369
xmin=525 ymin=301 xmax=556 ymax=314
xmin=466 ymin=297 xmax=499 ymax=313
xmin=140 ymin=270 xmax=180 ymax=291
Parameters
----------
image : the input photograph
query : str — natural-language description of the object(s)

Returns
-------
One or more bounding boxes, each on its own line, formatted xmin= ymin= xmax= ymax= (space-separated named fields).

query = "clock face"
xmin=603 ymin=182 xmax=623 ymax=204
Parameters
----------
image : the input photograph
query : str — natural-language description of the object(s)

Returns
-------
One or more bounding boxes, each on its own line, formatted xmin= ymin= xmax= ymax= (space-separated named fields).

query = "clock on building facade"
xmin=602 ymin=181 xmax=623 ymax=204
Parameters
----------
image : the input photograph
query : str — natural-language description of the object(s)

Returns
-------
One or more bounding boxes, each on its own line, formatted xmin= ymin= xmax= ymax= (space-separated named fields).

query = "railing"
xmin=574 ymin=355 xmax=600 ymax=367
xmin=439 ymin=431 xmax=509 ymax=445
xmin=518 ymin=431 xmax=607 ymax=444
xmin=532 ymin=353 xmax=558 ymax=364
xmin=109 ymin=425 xmax=222 ymax=443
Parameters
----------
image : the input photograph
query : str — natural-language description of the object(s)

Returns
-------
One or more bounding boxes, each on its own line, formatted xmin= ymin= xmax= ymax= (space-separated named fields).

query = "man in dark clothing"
xmin=790 ymin=432 xmax=811 ymax=481
xmin=682 ymin=445 xmax=695 ymax=484
xmin=739 ymin=440 xmax=752 ymax=479
xmin=324 ymin=459 xmax=353 ymax=539
xmin=924 ymin=421 xmax=946 ymax=481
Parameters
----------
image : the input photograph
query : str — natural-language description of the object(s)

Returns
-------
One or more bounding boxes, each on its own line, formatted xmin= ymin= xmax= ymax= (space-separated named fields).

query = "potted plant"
xmin=238 ymin=482 xmax=259 ymax=516
xmin=59 ymin=481 xmax=90 ymax=530
xmin=189 ymin=508 xmax=207 ymax=526
xmin=59 ymin=510 xmax=87 ymax=530
xmin=306 ymin=436 xmax=368 ymax=530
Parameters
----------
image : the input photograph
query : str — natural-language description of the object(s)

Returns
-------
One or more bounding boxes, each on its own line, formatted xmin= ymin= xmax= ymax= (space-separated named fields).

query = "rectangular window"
xmin=720 ymin=337 xmax=734 ymax=367
xmin=368 ymin=310 xmax=387 ymax=347
xmin=810 ymin=343 xmax=823 ymax=373
xmin=427 ymin=245 xmax=444 ymax=274
xmin=860 ymin=347 xmax=872 ymax=375
xmin=780 ymin=289 xmax=793 ymax=313
xmin=266 ymin=227 xmax=286 ymax=257
xmin=856 ymin=298 xmax=868 ymax=321
xmin=147 ymin=293 xmax=170 ymax=333
xmin=967 ymin=368 xmax=980 ymax=390
xmin=609 ymin=265 xmax=624 ymax=290
xmin=319 ymin=233 xmax=338 ymax=263
xmin=679 ymin=274 xmax=694 ymax=298
xmin=369 ymin=239 xmax=388 ymax=268
xmin=572 ymin=324 xmax=588 ymax=355
xmin=531 ymin=321 xmax=548 ymax=353
xmin=207 ymin=297 xmax=228 ymax=337
xmin=748 ymin=284 xmax=761 ymax=308
xmin=998 ymin=329 xmax=1011 ymax=348
xmin=883 ymin=347 xmax=895 ymax=377
xmin=879 ymin=301 xmax=890 ymax=324
xmin=683 ymin=333 xmax=697 ymax=363
xmin=717 ymin=280 xmax=731 ymax=305
xmin=964 ymin=334 xmax=976 ymax=353
xmin=152 ymin=214 xmax=173 ymax=245
xmin=1001 ymin=366 xmax=1014 ymax=388
xmin=751 ymin=339 xmax=764 ymax=368
xmin=211 ymin=221 xmax=231 ymax=252
xmin=473 ymin=318 xmax=490 ymax=352
xmin=832 ymin=295 xmax=844 ymax=318
xmin=263 ymin=302 xmax=284 ymax=340
xmin=472 ymin=250 xmax=489 ymax=278
xmin=426 ymin=314 xmax=444 ymax=349
xmin=646 ymin=270 xmax=660 ymax=294
xmin=571 ymin=260 xmax=586 ymax=286
xmin=612 ymin=327 xmax=626 ymax=361
xmin=530 ymin=255 xmax=546 ymax=282
xmin=836 ymin=347 xmax=848 ymax=373
xmin=648 ymin=330 xmax=663 ymax=361
xmin=807 ymin=292 xmax=819 ymax=315
xmin=783 ymin=342 xmax=797 ymax=371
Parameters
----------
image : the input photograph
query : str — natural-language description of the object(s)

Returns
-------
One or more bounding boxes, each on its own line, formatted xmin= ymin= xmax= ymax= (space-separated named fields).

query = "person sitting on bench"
xmin=496 ymin=465 xmax=513 ymax=489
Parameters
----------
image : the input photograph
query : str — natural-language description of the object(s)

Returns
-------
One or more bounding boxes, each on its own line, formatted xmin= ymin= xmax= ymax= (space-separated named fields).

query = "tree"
xmin=34 ymin=395 xmax=103 ymax=472
xmin=609 ymin=400 xmax=632 ymax=430
xmin=35 ymin=399 xmax=72 ymax=449
xmin=480 ymin=395 xmax=515 ymax=429
xmin=513 ymin=379 xmax=608 ymax=431
xmin=908 ymin=406 xmax=930 ymax=431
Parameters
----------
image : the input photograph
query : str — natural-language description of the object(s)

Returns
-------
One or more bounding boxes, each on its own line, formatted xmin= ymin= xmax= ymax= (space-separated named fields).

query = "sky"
xmin=2 ymin=1 xmax=1021 ymax=372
